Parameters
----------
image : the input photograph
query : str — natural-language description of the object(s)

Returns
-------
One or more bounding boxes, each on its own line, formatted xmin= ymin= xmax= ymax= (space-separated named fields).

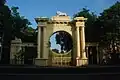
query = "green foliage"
xmin=0 ymin=0 xmax=6 ymax=6
xmin=11 ymin=6 xmax=29 ymax=39
xmin=0 ymin=0 xmax=12 ymax=42
xmin=0 ymin=2 xmax=37 ymax=63
xmin=10 ymin=6 xmax=37 ymax=43
xmin=98 ymin=1 xmax=120 ymax=45
xmin=74 ymin=7 xmax=98 ymax=42
xmin=22 ymin=26 xmax=37 ymax=43
xmin=0 ymin=0 xmax=12 ymax=64
xmin=73 ymin=1 xmax=120 ymax=44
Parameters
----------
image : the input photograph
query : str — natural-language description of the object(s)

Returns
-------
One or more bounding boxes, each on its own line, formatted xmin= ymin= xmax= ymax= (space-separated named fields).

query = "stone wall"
xmin=10 ymin=38 xmax=22 ymax=59
xmin=10 ymin=38 xmax=37 ymax=64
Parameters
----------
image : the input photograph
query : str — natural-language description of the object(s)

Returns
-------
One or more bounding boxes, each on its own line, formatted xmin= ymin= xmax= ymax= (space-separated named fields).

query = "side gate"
xmin=10 ymin=43 xmax=37 ymax=65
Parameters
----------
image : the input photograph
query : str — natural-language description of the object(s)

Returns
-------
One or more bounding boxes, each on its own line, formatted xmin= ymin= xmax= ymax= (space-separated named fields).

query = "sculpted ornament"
xmin=56 ymin=11 xmax=67 ymax=16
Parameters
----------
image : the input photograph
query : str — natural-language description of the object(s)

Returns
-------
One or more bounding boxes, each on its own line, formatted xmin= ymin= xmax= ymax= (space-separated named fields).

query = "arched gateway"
xmin=34 ymin=12 xmax=88 ymax=67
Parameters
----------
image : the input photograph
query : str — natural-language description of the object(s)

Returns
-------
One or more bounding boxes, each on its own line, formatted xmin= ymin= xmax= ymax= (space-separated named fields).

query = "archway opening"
xmin=49 ymin=31 xmax=73 ymax=54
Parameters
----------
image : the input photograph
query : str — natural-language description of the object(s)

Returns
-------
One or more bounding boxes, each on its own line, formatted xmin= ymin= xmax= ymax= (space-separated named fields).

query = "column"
xmin=80 ymin=26 xmax=87 ymax=59
xmin=37 ymin=26 xmax=41 ymax=59
xmin=74 ymin=17 xmax=88 ymax=66
xmin=43 ymin=27 xmax=48 ymax=59
xmin=76 ymin=26 xmax=80 ymax=66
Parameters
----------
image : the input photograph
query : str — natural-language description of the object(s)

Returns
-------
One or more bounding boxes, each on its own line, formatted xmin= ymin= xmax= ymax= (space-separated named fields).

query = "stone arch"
xmin=35 ymin=14 xmax=88 ymax=67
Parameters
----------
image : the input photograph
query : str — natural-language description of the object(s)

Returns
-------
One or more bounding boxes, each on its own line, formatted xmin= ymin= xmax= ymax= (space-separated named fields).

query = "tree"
xmin=11 ymin=6 xmax=31 ymax=39
xmin=98 ymin=1 xmax=120 ymax=64
xmin=0 ymin=0 xmax=6 ymax=5
xmin=73 ymin=8 xmax=98 ymax=42
xmin=11 ymin=6 xmax=37 ymax=43
xmin=22 ymin=26 xmax=37 ymax=43
xmin=0 ymin=0 xmax=12 ymax=64
xmin=98 ymin=1 xmax=120 ymax=48
xmin=0 ymin=3 xmax=37 ymax=64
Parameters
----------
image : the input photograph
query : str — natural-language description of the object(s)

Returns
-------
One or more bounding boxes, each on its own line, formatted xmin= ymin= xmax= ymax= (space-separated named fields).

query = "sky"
xmin=50 ymin=33 xmax=61 ymax=52
xmin=6 ymin=0 xmax=119 ymax=51
xmin=7 ymin=0 xmax=118 ymax=29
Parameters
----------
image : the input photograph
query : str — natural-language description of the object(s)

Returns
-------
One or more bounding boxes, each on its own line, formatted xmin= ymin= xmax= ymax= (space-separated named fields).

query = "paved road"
xmin=0 ymin=65 xmax=120 ymax=73
xmin=0 ymin=65 xmax=120 ymax=80
xmin=0 ymin=74 xmax=120 ymax=80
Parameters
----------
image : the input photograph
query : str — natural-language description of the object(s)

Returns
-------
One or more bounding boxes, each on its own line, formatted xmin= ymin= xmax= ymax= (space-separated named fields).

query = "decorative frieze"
xmin=47 ymin=21 xmax=70 ymax=24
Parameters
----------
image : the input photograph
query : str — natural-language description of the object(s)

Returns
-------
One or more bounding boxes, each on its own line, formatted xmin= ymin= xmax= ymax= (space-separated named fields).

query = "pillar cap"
xmin=35 ymin=17 xmax=49 ymax=24
xmin=74 ymin=17 xmax=87 ymax=21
